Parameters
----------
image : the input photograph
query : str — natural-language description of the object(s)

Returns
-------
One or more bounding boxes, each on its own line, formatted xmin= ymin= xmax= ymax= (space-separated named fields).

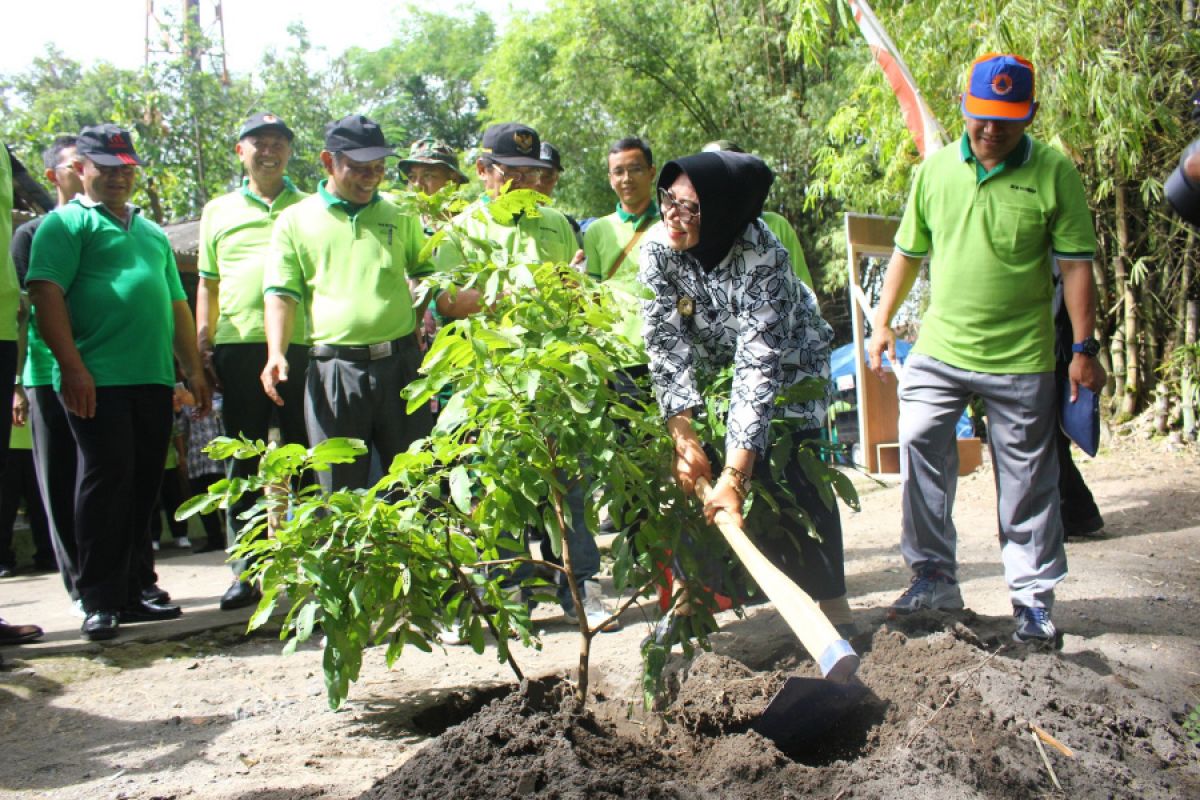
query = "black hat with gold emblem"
xmin=480 ymin=123 xmax=549 ymax=168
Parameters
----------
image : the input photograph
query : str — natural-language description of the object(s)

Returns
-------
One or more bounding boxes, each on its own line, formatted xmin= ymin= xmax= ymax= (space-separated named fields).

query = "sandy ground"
xmin=0 ymin=431 xmax=1197 ymax=799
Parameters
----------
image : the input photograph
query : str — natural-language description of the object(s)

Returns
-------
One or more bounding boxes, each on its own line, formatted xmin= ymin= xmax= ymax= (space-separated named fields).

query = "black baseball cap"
xmin=480 ymin=123 xmax=547 ymax=168
xmin=539 ymin=142 xmax=563 ymax=172
xmin=76 ymin=124 xmax=143 ymax=167
xmin=239 ymin=112 xmax=294 ymax=141
xmin=323 ymin=114 xmax=396 ymax=162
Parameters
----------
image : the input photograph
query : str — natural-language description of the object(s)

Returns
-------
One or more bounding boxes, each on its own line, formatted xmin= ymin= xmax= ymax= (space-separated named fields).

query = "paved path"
xmin=0 ymin=546 xmax=255 ymax=657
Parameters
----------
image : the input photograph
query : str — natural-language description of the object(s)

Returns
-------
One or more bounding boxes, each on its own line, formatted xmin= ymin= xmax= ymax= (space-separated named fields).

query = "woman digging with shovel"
xmin=638 ymin=150 xmax=855 ymax=645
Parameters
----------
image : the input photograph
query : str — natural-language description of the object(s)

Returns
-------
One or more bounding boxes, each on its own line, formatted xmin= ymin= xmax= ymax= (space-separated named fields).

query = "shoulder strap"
xmin=604 ymin=216 xmax=655 ymax=281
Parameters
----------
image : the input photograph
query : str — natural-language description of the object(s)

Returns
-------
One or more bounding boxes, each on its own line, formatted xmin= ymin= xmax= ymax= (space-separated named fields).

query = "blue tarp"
xmin=829 ymin=341 xmax=973 ymax=439
xmin=830 ymin=340 xmax=913 ymax=381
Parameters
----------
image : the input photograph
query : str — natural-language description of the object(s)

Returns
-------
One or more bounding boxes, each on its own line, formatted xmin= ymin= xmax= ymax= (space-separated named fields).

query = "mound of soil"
xmin=361 ymin=612 xmax=1200 ymax=799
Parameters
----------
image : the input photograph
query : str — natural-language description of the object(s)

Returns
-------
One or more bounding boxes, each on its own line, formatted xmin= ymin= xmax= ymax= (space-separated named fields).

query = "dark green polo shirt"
xmin=27 ymin=197 xmax=186 ymax=388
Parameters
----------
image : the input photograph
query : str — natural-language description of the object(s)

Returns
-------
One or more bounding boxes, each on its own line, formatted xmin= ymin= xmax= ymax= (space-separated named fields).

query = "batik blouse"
xmin=639 ymin=220 xmax=833 ymax=455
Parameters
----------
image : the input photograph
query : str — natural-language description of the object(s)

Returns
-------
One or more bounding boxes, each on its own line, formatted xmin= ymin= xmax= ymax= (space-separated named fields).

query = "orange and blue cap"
xmin=962 ymin=53 xmax=1036 ymax=122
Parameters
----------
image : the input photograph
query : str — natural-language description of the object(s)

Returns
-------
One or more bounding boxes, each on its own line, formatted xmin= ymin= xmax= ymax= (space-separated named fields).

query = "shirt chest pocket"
xmin=989 ymin=202 xmax=1047 ymax=262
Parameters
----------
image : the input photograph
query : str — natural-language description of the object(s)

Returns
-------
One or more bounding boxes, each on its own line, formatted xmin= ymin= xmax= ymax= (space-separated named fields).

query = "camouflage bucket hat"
xmin=398 ymin=137 xmax=467 ymax=183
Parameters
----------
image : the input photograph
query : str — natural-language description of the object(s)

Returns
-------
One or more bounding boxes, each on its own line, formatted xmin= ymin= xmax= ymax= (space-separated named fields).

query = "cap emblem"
xmin=991 ymin=73 xmax=1013 ymax=96
xmin=513 ymin=132 xmax=534 ymax=154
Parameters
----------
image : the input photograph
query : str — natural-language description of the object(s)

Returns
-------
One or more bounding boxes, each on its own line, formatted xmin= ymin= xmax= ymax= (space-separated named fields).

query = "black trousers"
xmin=0 ymin=448 xmax=53 ymax=568
xmin=65 ymin=384 xmax=173 ymax=612
xmin=28 ymin=384 xmax=80 ymax=599
xmin=149 ymin=466 xmax=190 ymax=541
xmin=213 ymin=343 xmax=309 ymax=573
xmin=0 ymin=342 xmax=13 ymax=467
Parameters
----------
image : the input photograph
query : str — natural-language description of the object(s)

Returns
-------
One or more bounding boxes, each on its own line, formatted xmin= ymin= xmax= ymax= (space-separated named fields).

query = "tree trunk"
xmin=1113 ymin=182 xmax=1140 ymax=419
xmin=1181 ymin=230 xmax=1196 ymax=438
xmin=1186 ymin=295 xmax=1198 ymax=440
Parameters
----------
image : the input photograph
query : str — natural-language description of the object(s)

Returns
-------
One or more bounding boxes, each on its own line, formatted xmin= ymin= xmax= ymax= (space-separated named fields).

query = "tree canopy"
xmin=2 ymin=0 xmax=1197 ymax=422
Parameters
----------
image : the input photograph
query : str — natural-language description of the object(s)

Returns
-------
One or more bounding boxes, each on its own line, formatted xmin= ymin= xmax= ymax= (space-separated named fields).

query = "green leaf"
xmin=311 ymin=437 xmax=368 ymax=466
xmin=449 ymin=465 xmax=474 ymax=514
xmin=295 ymin=602 xmax=319 ymax=642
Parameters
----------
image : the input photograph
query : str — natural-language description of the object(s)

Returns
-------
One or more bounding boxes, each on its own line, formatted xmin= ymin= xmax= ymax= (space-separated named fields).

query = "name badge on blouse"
xmin=677 ymin=296 xmax=695 ymax=317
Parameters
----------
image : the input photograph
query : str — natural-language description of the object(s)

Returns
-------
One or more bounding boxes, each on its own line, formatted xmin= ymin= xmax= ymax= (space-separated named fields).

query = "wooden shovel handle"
xmin=695 ymin=476 xmax=858 ymax=682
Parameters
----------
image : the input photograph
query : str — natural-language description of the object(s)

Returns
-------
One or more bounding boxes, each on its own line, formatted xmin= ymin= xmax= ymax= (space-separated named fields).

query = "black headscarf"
xmin=656 ymin=151 xmax=774 ymax=270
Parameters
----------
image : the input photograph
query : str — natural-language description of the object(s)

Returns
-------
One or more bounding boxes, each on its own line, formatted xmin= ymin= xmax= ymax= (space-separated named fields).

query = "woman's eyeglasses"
xmin=658 ymin=187 xmax=700 ymax=225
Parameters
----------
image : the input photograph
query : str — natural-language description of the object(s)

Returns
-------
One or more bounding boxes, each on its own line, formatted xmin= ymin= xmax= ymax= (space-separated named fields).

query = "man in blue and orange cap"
xmin=867 ymin=54 xmax=1105 ymax=646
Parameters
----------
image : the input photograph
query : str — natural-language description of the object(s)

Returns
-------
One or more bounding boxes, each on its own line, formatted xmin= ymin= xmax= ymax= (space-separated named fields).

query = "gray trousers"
xmin=898 ymin=354 xmax=1064 ymax=610
xmin=305 ymin=336 xmax=432 ymax=492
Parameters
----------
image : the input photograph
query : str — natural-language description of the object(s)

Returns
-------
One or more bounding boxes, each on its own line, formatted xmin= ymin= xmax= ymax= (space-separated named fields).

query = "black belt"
xmin=309 ymin=336 xmax=415 ymax=362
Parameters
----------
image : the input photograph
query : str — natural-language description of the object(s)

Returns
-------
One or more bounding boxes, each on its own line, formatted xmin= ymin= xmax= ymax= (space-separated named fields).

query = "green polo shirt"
xmin=584 ymin=202 xmax=658 ymax=289
xmin=13 ymin=217 xmax=56 ymax=387
xmin=761 ymin=211 xmax=813 ymax=290
xmin=0 ymin=146 xmax=18 ymax=343
xmin=582 ymin=202 xmax=658 ymax=351
xmin=434 ymin=196 xmax=579 ymax=275
xmin=895 ymin=134 xmax=1096 ymax=374
xmin=264 ymin=181 xmax=428 ymax=346
xmin=27 ymin=197 xmax=186 ymax=389
xmin=198 ymin=178 xmax=308 ymax=345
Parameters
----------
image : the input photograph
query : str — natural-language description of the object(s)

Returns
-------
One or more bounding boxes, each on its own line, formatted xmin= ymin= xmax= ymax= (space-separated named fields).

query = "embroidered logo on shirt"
xmin=377 ymin=222 xmax=396 ymax=245
xmin=1009 ymin=184 xmax=1037 ymax=194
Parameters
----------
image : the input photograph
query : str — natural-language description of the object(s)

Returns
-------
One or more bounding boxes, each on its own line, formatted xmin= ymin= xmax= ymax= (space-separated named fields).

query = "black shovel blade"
xmin=753 ymin=676 xmax=868 ymax=749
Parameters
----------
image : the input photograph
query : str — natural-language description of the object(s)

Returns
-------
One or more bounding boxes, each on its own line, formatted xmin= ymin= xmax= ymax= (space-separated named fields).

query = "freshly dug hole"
xmin=361 ymin=613 xmax=1200 ymax=799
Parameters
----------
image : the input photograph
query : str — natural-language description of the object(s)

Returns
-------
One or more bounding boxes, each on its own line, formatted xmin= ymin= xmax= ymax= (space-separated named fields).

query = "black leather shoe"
xmin=121 ymin=599 xmax=183 ymax=623
xmin=220 ymin=580 xmax=261 ymax=611
xmin=141 ymin=585 xmax=171 ymax=604
xmin=82 ymin=611 xmax=120 ymax=641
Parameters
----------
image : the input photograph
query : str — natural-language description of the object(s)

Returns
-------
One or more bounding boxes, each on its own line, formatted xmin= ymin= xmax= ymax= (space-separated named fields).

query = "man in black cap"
xmin=196 ymin=112 xmax=311 ymax=610
xmin=434 ymin=123 xmax=579 ymax=317
xmin=433 ymin=123 xmax=615 ymax=634
xmin=261 ymin=114 xmax=432 ymax=492
xmin=27 ymin=124 xmax=212 ymax=640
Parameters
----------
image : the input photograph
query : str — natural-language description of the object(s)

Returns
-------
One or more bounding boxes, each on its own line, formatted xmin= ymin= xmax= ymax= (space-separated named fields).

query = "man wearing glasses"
xmin=261 ymin=115 xmax=431 ymax=492
xmin=433 ymin=123 xmax=617 ymax=633
xmin=433 ymin=123 xmax=578 ymax=318
xmin=583 ymin=137 xmax=658 ymax=294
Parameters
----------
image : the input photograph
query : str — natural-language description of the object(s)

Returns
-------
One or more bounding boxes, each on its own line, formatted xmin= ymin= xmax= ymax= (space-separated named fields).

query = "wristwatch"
xmin=1071 ymin=337 xmax=1100 ymax=358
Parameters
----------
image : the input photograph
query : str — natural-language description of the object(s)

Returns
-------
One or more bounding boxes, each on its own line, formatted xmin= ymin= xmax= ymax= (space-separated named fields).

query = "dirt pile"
xmin=360 ymin=611 xmax=1200 ymax=799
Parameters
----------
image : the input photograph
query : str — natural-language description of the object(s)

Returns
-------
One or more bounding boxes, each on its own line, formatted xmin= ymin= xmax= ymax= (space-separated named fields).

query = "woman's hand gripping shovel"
xmin=691 ymin=476 xmax=867 ymax=751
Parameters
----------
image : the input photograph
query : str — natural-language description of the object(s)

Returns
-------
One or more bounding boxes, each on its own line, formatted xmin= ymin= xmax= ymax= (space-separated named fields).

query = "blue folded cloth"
xmin=1060 ymin=382 xmax=1100 ymax=457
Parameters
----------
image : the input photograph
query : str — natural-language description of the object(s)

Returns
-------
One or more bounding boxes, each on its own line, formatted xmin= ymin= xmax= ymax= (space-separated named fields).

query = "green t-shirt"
xmin=264 ymin=182 xmax=429 ymax=346
xmin=762 ymin=211 xmax=813 ymax=290
xmin=198 ymin=178 xmax=308 ymax=345
xmin=12 ymin=217 xmax=56 ymax=387
xmin=27 ymin=198 xmax=186 ymax=389
xmin=583 ymin=204 xmax=659 ymax=352
xmin=895 ymin=134 xmax=1096 ymax=374
xmin=0 ymin=146 xmax=18 ymax=343
xmin=434 ymin=197 xmax=579 ymax=275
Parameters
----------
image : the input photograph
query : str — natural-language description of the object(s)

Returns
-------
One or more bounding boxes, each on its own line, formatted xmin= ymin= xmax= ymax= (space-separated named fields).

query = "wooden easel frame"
xmin=844 ymin=213 xmax=904 ymax=473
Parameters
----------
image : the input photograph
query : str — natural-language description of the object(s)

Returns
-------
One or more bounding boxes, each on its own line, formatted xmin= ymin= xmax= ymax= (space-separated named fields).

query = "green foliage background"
xmin=3 ymin=0 xmax=1198 ymax=417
